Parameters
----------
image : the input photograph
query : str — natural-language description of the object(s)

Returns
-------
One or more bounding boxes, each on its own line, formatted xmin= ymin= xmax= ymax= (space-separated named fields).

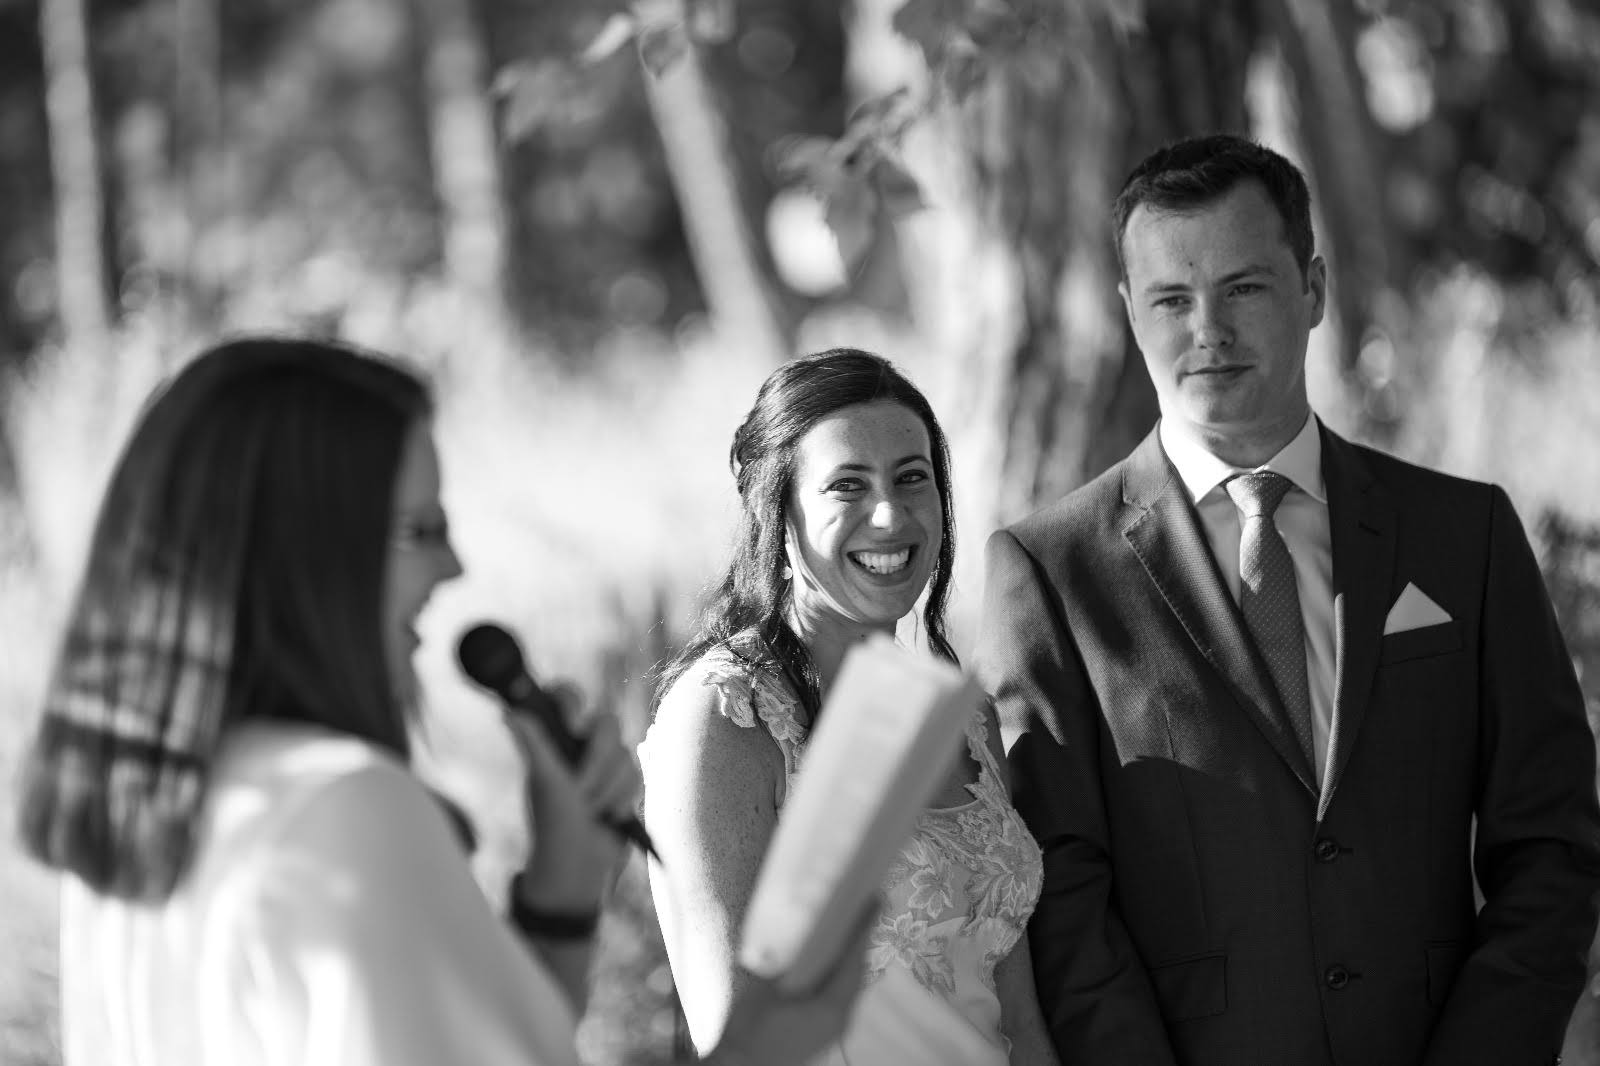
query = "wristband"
xmin=507 ymin=873 xmax=601 ymax=941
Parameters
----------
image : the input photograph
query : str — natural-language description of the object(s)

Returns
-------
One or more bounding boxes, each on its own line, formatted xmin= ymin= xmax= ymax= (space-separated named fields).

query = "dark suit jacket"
xmin=974 ymin=423 xmax=1600 ymax=1066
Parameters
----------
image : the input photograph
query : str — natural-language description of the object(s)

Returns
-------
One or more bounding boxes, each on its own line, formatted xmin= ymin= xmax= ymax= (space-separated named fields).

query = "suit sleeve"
xmin=1423 ymin=486 xmax=1600 ymax=1066
xmin=973 ymin=528 xmax=1178 ymax=1063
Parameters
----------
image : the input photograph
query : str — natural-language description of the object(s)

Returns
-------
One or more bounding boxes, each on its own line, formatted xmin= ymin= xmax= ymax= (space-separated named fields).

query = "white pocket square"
xmin=1383 ymin=582 xmax=1452 ymax=635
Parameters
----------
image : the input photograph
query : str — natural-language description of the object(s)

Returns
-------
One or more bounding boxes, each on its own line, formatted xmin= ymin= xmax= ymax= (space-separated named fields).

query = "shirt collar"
xmin=1159 ymin=413 xmax=1326 ymax=505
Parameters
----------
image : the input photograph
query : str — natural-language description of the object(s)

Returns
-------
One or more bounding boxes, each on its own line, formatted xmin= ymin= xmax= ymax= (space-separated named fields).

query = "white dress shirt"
xmin=1158 ymin=415 xmax=1336 ymax=785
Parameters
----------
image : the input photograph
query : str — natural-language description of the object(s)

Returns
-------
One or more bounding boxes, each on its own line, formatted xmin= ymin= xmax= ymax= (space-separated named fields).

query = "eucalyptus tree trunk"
xmin=863 ymin=0 xmax=1260 ymax=533
xmin=412 ymin=0 xmax=514 ymax=324
xmin=996 ymin=0 xmax=1265 ymax=518
xmin=39 ymin=0 xmax=113 ymax=353
xmin=642 ymin=32 xmax=788 ymax=361
xmin=171 ymin=0 xmax=226 ymax=320
xmin=1263 ymin=0 xmax=1402 ymax=443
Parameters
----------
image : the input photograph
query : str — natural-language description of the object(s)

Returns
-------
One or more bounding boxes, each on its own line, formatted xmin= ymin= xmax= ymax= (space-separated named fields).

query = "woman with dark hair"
xmin=16 ymin=336 xmax=870 ymax=1066
xmin=643 ymin=349 xmax=1057 ymax=1065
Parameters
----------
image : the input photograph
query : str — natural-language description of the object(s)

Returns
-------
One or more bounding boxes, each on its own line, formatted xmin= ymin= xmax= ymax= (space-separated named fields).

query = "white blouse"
xmin=59 ymin=722 xmax=579 ymax=1066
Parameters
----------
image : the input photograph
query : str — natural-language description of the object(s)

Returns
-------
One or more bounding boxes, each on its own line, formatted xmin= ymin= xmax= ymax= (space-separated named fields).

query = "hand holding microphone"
xmin=456 ymin=623 xmax=658 ymax=863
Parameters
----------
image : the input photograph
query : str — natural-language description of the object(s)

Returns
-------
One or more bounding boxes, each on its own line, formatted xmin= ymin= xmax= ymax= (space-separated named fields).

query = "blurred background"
xmin=1 ymin=0 xmax=1598 ymax=1062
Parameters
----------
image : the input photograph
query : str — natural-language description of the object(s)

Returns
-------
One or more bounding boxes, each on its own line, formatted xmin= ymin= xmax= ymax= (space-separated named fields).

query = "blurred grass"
xmin=0 ymin=290 xmax=829 ymax=1066
xmin=0 ymin=534 xmax=63 ymax=1066
xmin=2 ymin=274 xmax=1598 ymax=1063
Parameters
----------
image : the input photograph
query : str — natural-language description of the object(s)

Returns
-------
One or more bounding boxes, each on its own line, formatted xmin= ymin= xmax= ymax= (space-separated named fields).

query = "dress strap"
xmin=962 ymin=704 xmax=1008 ymax=793
xmin=696 ymin=649 xmax=809 ymax=786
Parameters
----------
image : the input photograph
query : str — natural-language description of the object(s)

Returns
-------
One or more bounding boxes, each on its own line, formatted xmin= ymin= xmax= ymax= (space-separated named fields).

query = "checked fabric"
xmin=1225 ymin=471 xmax=1316 ymax=773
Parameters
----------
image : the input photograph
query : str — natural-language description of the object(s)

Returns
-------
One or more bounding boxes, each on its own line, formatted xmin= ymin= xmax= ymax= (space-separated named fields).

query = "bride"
xmin=641 ymin=348 xmax=1058 ymax=1065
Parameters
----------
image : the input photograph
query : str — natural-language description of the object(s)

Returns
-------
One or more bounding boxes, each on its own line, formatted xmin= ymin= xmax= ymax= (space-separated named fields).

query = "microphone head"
xmin=456 ymin=623 xmax=528 ymax=698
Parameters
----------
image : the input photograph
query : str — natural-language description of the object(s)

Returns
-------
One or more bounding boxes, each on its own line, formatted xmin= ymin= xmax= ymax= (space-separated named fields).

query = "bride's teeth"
xmin=853 ymin=549 xmax=912 ymax=574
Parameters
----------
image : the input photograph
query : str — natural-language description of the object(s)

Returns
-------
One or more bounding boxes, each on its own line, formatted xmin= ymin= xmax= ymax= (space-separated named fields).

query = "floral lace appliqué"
xmin=865 ymin=712 xmax=1043 ymax=999
xmin=697 ymin=652 xmax=806 ymax=781
xmin=867 ymin=914 xmax=957 ymax=999
xmin=696 ymin=650 xmax=1043 ymax=1013
xmin=897 ymin=836 xmax=958 ymax=920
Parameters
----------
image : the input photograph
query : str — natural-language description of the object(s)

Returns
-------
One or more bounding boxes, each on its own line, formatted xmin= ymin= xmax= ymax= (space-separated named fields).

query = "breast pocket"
xmin=1380 ymin=621 xmax=1462 ymax=665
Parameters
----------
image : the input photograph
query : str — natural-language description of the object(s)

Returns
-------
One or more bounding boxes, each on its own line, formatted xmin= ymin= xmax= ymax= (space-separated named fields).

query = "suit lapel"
xmin=1121 ymin=431 xmax=1319 ymax=796
xmin=1318 ymin=426 xmax=1396 ymax=820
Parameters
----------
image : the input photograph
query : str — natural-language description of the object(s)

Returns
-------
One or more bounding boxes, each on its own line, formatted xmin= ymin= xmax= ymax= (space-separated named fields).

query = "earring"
xmin=781 ymin=565 xmax=793 ymax=581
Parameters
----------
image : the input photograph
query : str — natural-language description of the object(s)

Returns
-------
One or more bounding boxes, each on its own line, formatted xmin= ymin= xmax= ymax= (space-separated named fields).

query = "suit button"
xmin=1325 ymin=964 xmax=1350 ymax=990
xmin=1314 ymin=838 xmax=1340 ymax=863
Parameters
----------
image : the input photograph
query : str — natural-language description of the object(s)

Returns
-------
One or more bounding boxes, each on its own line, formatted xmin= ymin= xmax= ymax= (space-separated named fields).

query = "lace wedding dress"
xmin=647 ymin=649 xmax=1044 ymax=1065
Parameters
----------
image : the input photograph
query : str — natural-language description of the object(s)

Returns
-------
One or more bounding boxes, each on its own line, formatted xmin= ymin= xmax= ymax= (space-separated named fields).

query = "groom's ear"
xmin=1305 ymin=255 xmax=1328 ymax=327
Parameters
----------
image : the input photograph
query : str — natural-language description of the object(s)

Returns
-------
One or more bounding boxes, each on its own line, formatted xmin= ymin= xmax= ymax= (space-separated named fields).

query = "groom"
xmin=975 ymin=134 xmax=1600 ymax=1065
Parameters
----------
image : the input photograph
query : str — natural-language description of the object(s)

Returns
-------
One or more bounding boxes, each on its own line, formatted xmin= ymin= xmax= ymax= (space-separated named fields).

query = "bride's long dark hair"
xmin=657 ymin=348 xmax=957 ymax=722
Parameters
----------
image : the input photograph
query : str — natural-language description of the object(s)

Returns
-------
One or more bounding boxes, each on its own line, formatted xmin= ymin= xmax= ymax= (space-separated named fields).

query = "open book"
xmin=736 ymin=634 xmax=987 ymax=991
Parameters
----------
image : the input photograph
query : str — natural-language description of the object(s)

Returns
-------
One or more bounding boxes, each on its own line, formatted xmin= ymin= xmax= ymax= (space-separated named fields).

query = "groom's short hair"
xmin=1112 ymin=134 xmax=1315 ymax=282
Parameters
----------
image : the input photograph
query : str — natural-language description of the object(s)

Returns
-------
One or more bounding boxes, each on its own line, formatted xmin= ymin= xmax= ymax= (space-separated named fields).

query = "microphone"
xmin=456 ymin=622 xmax=659 ymax=862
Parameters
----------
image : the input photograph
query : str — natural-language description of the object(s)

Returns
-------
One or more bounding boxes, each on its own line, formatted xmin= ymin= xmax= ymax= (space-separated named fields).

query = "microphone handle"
xmin=605 ymin=813 xmax=660 ymax=862
xmin=503 ymin=676 xmax=661 ymax=864
xmin=505 ymin=675 xmax=589 ymax=765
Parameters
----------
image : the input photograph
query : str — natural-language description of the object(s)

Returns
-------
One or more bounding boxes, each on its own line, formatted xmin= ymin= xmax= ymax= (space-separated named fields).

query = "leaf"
xmin=823 ymin=175 xmax=878 ymax=276
xmin=844 ymin=87 xmax=918 ymax=145
xmin=581 ymin=12 xmax=640 ymax=64
xmin=892 ymin=0 xmax=971 ymax=66
xmin=637 ymin=20 xmax=691 ymax=78
xmin=965 ymin=3 xmax=1026 ymax=52
xmin=873 ymin=158 xmax=926 ymax=217
xmin=687 ymin=0 xmax=736 ymax=45
xmin=941 ymin=41 xmax=989 ymax=101
xmin=1089 ymin=0 xmax=1146 ymax=39
xmin=490 ymin=59 xmax=536 ymax=99
xmin=772 ymin=136 xmax=839 ymax=185
xmin=847 ymin=87 xmax=908 ymax=129
xmin=775 ymin=132 xmax=885 ymax=277
xmin=494 ymin=60 xmax=578 ymax=143
xmin=835 ymin=135 xmax=881 ymax=181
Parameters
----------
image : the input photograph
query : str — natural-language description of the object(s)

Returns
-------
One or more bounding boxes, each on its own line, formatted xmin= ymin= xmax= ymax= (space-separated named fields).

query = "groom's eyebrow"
xmin=1139 ymin=263 xmax=1276 ymax=294
xmin=1219 ymin=264 xmax=1274 ymax=283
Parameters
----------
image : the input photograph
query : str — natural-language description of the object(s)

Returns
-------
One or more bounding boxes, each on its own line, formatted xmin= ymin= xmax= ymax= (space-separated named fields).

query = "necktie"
xmin=1225 ymin=471 xmax=1316 ymax=774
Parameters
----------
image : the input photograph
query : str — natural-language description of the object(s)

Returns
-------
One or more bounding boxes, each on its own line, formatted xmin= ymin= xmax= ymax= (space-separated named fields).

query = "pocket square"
xmin=1384 ymin=582 xmax=1452 ymax=635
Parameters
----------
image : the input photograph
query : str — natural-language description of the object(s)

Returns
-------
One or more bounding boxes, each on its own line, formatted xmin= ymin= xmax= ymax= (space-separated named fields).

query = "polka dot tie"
xmin=1225 ymin=471 xmax=1316 ymax=772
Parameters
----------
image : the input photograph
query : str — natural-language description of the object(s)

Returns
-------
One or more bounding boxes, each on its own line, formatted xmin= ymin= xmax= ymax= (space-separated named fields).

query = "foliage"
xmin=3 ymin=0 xmax=1600 ymax=1061
xmin=770 ymin=91 xmax=924 ymax=274
xmin=0 ymin=555 xmax=63 ymax=1066
xmin=892 ymin=0 xmax=1141 ymax=97
xmin=1360 ymin=0 xmax=1600 ymax=323
xmin=580 ymin=0 xmax=738 ymax=77
xmin=752 ymin=0 xmax=1139 ymax=275
xmin=0 ymin=291 xmax=780 ymax=1063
